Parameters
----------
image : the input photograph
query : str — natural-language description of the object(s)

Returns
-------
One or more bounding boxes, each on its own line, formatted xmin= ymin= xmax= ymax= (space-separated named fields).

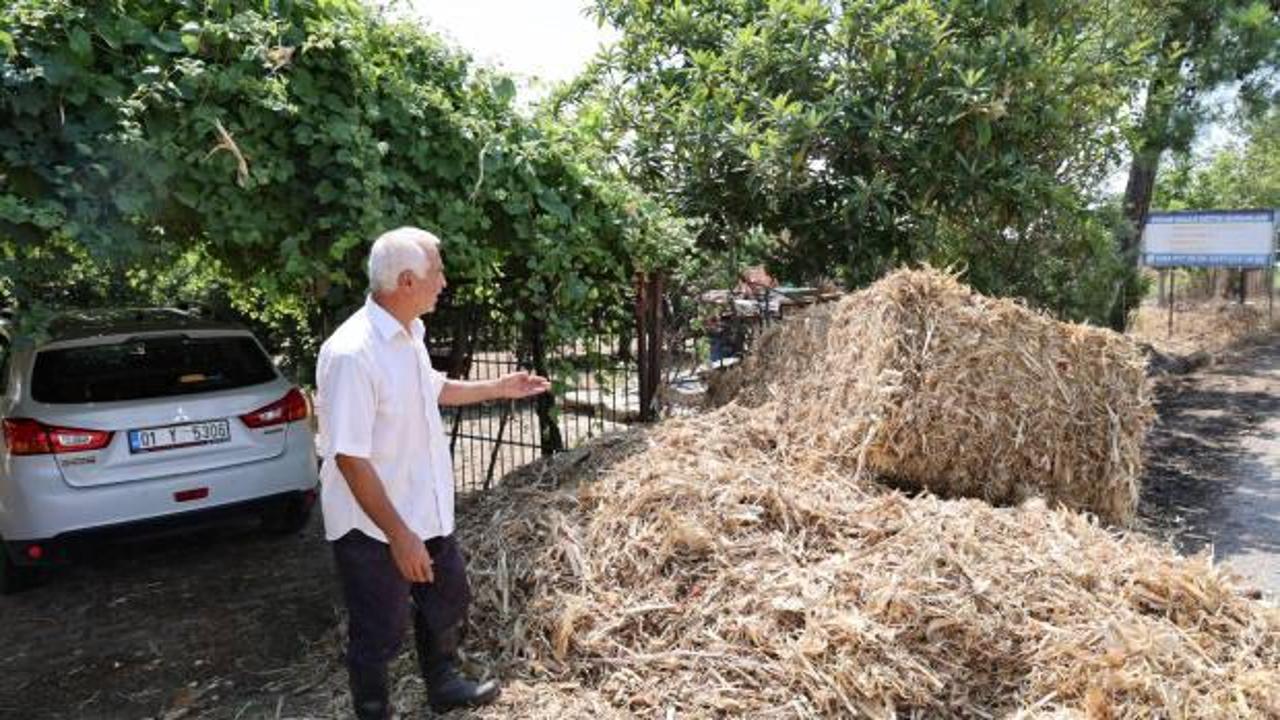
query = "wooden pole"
xmin=639 ymin=274 xmax=663 ymax=422
xmin=1268 ymin=260 xmax=1274 ymax=325
xmin=1167 ymin=268 xmax=1175 ymax=339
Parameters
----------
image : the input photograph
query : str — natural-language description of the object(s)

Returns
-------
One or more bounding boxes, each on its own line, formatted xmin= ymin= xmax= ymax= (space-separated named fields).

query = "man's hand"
xmin=388 ymin=528 xmax=434 ymax=584
xmin=496 ymin=370 xmax=551 ymax=399
xmin=336 ymin=454 xmax=433 ymax=582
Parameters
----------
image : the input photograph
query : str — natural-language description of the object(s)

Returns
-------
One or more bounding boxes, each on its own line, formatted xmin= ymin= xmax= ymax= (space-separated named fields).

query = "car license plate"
xmin=129 ymin=420 xmax=231 ymax=453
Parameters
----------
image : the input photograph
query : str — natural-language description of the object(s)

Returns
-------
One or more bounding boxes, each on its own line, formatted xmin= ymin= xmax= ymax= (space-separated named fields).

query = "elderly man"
xmin=316 ymin=227 xmax=550 ymax=719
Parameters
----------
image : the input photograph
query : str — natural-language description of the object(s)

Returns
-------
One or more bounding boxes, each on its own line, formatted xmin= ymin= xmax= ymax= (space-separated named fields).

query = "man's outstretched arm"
xmin=438 ymin=371 xmax=551 ymax=407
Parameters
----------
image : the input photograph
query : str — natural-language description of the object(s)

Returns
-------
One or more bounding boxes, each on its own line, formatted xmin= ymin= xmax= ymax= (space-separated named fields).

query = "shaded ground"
xmin=0 ymin=504 xmax=555 ymax=720
xmin=0 ymin=519 xmax=344 ymax=720
xmin=1139 ymin=332 xmax=1280 ymax=598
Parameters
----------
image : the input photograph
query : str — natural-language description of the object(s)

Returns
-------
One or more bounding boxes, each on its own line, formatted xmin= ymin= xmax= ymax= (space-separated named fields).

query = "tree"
xmin=573 ymin=0 xmax=1157 ymax=323
xmin=1155 ymin=105 xmax=1280 ymax=211
xmin=1109 ymin=0 xmax=1279 ymax=329
xmin=1 ymin=0 xmax=689 ymax=376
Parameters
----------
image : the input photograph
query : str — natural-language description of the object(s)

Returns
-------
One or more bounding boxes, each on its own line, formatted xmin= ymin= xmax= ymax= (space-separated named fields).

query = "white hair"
xmin=367 ymin=227 xmax=441 ymax=293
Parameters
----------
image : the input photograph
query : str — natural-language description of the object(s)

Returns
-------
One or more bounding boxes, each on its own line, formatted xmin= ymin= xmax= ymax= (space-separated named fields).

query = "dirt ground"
xmin=1138 ymin=331 xmax=1280 ymax=599
xmin=2 ymin=332 xmax=1278 ymax=719
xmin=0 ymin=516 xmax=344 ymax=720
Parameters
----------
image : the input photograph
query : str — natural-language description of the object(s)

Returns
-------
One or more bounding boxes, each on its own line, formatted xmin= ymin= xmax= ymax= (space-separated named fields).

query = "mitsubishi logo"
xmin=174 ymin=406 xmax=190 ymax=422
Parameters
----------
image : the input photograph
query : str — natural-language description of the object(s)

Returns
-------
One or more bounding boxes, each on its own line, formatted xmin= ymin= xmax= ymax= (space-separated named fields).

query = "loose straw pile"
xmin=446 ymin=269 xmax=1276 ymax=719
xmin=1131 ymin=300 xmax=1278 ymax=356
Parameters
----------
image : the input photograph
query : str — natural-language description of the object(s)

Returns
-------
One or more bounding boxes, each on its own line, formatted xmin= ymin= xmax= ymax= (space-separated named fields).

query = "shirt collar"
xmin=365 ymin=296 xmax=425 ymax=342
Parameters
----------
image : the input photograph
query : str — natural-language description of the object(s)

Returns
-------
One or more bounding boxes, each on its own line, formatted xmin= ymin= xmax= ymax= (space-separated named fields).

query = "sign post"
xmin=1141 ymin=209 xmax=1278 ymax=338
xmin=1269 ymin=263 xmax=1274 ymax=324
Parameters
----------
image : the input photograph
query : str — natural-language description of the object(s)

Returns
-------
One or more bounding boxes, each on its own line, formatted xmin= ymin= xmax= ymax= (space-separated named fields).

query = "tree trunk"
xmin=1121 ymin=152 xmax=1161 ymax=255
xmin=1108 ymin=59 xmax=1181 ymax=331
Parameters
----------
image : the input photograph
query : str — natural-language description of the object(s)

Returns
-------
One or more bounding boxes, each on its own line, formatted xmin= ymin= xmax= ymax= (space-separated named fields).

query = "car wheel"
xmin=0 ymin=546 xmax=41 ymax=595
xmin=262 ymin=495 xmax=312 ymax=535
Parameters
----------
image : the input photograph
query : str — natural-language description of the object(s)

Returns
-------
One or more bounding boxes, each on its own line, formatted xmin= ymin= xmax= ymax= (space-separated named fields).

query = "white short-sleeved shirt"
xmin=315 ymin=297 xmax=455 ymax=543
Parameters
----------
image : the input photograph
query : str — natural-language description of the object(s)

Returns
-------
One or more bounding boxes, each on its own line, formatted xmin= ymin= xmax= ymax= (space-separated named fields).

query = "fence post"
xmin=635 ymin=274 xmax=648 ymax=420
xmin=650 ymin=274 xmax=664 ymax=420
xmin=635 ymin=273 xmax=664 ymax=422
xmin=527 ymin=316 xmax=564 ymax=456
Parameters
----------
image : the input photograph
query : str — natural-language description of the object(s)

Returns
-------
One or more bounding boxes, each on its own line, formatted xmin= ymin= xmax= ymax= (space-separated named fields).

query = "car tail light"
xmin=3 ymin=418 xmax=113 ymax=455
xmin=240 ymin=388 xmax=309 ymax=429
xmin=48 ymin=427 xmax=114 ymax=452
xmin=2 ymin=419 xmax=49 ymax=455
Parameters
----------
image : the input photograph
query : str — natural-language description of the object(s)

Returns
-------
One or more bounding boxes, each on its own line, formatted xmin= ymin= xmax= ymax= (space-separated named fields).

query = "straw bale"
xmin=704 ymin=303 xmax=835 ymax=408
xmin=736 ymin=268 xmax=1152 ymax=524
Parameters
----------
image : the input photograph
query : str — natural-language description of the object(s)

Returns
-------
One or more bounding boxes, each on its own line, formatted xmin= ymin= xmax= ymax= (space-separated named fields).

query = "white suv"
xmin=0 ymin=309 xmax=319 ymax=592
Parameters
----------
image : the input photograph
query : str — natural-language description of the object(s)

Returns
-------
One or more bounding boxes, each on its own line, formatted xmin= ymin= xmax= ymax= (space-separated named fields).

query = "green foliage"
xmin=574 ymin=0 xmax=1156 ymax=323
xmin=1109 ymin=0 xmax=1278 ymax=328
xmin=1 ymin=0 xmax=688 ymax=373
xmin=1156 ymin=106 xmax=1280 ymax=211
xmin=951 ymin=201 xmax=1144 ymax=325
xmin=1127 ymin=0 xmax=1278 ymax=161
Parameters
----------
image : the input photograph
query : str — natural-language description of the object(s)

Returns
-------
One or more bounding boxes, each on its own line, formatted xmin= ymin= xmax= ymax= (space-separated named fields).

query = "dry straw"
xmin=450 ymin=268 xmax=1276 ymax=719
xmin=1131 ymin=300 xmax=1278 ymax=357
xmin=760 ymin=267 xmax=1153 ymax=524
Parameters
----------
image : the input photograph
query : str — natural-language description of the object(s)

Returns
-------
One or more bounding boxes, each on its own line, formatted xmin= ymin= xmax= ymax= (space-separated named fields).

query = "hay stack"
xmin=458 ymin=407 xmax=1279 ymax=718
xmin=436 ymin=267 xmax=1272 ymax=719
xmin=745 ymin=268 xmax=1152 ymax=524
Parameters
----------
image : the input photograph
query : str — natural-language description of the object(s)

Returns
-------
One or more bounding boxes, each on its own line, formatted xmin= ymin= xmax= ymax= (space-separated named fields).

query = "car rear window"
xmin=32 ymin=335 xmax=278 ymax=404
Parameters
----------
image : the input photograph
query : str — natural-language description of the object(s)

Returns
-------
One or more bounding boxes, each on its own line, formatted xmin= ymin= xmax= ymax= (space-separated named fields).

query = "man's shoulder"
xmin=319 ymin=308 xmax=375 ymax=361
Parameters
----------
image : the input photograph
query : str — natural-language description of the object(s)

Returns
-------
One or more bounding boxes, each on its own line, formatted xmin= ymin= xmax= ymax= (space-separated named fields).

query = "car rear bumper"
xmin=0 ymin=439 xmax=319 ymax=543
xmin=3 ymin=488 xmax=317 ymax=566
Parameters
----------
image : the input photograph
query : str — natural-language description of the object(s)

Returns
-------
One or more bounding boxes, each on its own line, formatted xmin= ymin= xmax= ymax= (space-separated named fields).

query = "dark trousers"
xmin=332 ymin=530 xmax=472 ymax=672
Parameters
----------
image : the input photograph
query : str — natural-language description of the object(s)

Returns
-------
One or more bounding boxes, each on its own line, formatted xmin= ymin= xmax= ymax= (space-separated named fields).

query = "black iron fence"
xmin=423 ymin=275 xmax=837 ymax=494
xmin=424 ymin=293 xmax=652 ymax=494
